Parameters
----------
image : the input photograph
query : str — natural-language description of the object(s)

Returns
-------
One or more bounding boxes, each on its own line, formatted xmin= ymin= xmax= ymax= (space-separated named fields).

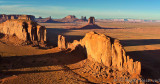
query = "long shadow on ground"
xmin=46 ymin=27 xmax=132 ymax=47
xmin=2 ymin=28 xmax=160 ymax=80
xmin=120 ymin=39 xmax=160 ymax=46
xmin=127 ymin=50 xmax=160 ymax=79
xmin=46 ymin=28 xmax=84 ymax=47
xmin=0 ymin=45 xmax=87 ymax=78
xmin=1 ymin=46 xmax=87 ymax=70
xmin=121 ymin=39 xmax=160 ymax=79
xmin=46 ymin=28 xmax=160 ymax=79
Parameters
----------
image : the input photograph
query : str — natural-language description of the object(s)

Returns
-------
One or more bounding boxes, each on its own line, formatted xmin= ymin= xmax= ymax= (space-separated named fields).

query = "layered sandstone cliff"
xmin=0 ymin=19 xmax=46 ymax=44
xmin=58 ymin=32 xmax=141 ymax=80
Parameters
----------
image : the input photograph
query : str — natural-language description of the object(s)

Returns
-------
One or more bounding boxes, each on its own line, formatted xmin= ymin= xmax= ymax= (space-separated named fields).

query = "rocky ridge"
xmin=58 ymin=32 xmax=141 ymax=83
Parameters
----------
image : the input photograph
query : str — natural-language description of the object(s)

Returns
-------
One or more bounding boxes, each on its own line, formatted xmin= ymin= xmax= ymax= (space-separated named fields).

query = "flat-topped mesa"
xmin=17 ymin=15 xmax=35 ymax=21
xmin=0 ymin=14 xmax=35 ymax=23
xmin=0 ymin=19 xmax=46 ymax=44
xmin=64 ymin=15 xmax=76 ymax=19
xmin=61 ymin=15 xmax=78 ymax=23
xmin=58 ymin=32 xmax=141 ymax=78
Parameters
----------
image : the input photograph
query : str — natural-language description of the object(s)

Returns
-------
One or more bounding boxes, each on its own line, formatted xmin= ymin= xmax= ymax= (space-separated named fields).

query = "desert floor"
xmin=0 ymin=21 xmax=160 ymax=83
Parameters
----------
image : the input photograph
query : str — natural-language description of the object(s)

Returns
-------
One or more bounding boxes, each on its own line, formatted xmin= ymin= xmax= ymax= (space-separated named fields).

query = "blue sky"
xmin=0 ymin=0 xmax=160 ymax=20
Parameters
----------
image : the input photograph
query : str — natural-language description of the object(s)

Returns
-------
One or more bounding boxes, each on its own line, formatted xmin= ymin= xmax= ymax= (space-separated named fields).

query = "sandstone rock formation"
xmin=0 ymin=14 xmax=35 ymax=23
xmin=36 ymin=25 xmax=47 ymax=42
xmin=65 ymin=15 xmax=76 ymax=19
xmin=58 ymin=32 xmax=141 ymax=80
xmin=35 ymin=16 xmax=59 ymax=23
xmin=0 ymin=19 xmax=46 ymax=44
xmin=46 ymin=15 xmax=88 ymax=23
xmin=80 ymin=17 xmax=101 ymax=29
xmin=81 ymin=16 xmax=87 ymax=21
xmin=61 ymin=15 xmax=78 ymax=22
xmin=58 ymin=35 xmax=66 ymax=50
xmin=88 ymin=17 xmax=95 ymax=24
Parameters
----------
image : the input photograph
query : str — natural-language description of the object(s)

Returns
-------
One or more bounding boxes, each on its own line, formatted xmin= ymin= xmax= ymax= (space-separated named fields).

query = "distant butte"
xmin=80 ymin=17 xmax=101 ymax=29
xmin=35 ymin=16 xmax=60 ymax=23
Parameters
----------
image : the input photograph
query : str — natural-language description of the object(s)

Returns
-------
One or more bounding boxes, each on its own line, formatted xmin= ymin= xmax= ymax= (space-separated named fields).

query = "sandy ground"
xmin=1 ymin=21 xmax=160 ymax=83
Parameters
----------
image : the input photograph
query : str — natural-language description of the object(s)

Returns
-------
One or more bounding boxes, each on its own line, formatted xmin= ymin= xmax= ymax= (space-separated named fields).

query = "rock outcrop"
xmin=0 ymin=14 xmax=35 ymax=23
xmin=0 ymin=19 xmax=46 ymax=44
xmin=58 ymin=35 xmax=66 ymax=50
xmin=88 ymin=17 xmax=95 ymax=24
xmin=58 ymin=32 xmax=141 ymax=80
xmin=80 ymin=17 xmax=101 ymax=29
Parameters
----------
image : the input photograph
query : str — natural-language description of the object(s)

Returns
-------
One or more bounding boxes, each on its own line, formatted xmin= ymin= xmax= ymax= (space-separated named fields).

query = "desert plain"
xmin=0 ymin=20 xmax=160 ymax=83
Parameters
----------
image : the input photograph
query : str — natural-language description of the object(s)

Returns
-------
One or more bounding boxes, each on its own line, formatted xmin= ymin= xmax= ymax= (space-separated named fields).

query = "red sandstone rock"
xmin=88 ymin=17 xmax=95 ymax=25
xmin=60 ymin=15 xmax=78 ymax=22
xmin=58 ymin=32 xmax=141 ymax=78
xmin=0 ymin=19 xmax=46 ymax=44
xmin=80 ymin=17 xmax=101 ymax=29
xmin=58 ymin=35 xmax=66 ymax=50
xmin=0 ymin=14 xmax=35 ymax=23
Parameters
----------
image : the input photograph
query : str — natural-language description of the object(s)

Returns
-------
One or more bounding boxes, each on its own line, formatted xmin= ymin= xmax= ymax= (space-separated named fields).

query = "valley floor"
xmin=1 ymin=21 xmax=160 ymax=83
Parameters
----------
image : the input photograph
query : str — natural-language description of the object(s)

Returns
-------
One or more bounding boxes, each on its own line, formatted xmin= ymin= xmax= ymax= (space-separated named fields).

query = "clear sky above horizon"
xmin=0 ymin=0 xmax=160 ymax=20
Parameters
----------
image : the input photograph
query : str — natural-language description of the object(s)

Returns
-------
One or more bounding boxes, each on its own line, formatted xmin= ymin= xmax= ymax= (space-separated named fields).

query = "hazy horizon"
xmin=0 ymin=0 xmax=160 ymax=20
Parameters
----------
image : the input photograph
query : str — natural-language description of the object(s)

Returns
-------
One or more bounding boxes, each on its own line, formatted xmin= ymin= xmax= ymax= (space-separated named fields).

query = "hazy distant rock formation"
xmin=35 ymin=16 xmax=60 ymax=23
xmin=36 ymin=15 xmax=88 ymax=23
xmin=80 ymin=17 xmax=101 ymax=29
xmin=38 ymin=16 xmax=43 ymax=19
xmin=81 ymin=16 xmax=87 ymax=21
xmin=60 ymin=15 xmax=78 ymax=22
xmin=0 ymin=14 xmax=35 ymax=23
xmin=0 ymin=19 xmax=46 ymax=44
xmin=58 ymin=32 xmax=141 ymax=80
xmin=58 ymin=15 xmax=87 ymax=23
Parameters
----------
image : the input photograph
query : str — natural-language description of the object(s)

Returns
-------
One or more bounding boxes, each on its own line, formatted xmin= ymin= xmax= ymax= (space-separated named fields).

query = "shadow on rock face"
xmin=0 ymin=33 xmax=5 ymax=39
